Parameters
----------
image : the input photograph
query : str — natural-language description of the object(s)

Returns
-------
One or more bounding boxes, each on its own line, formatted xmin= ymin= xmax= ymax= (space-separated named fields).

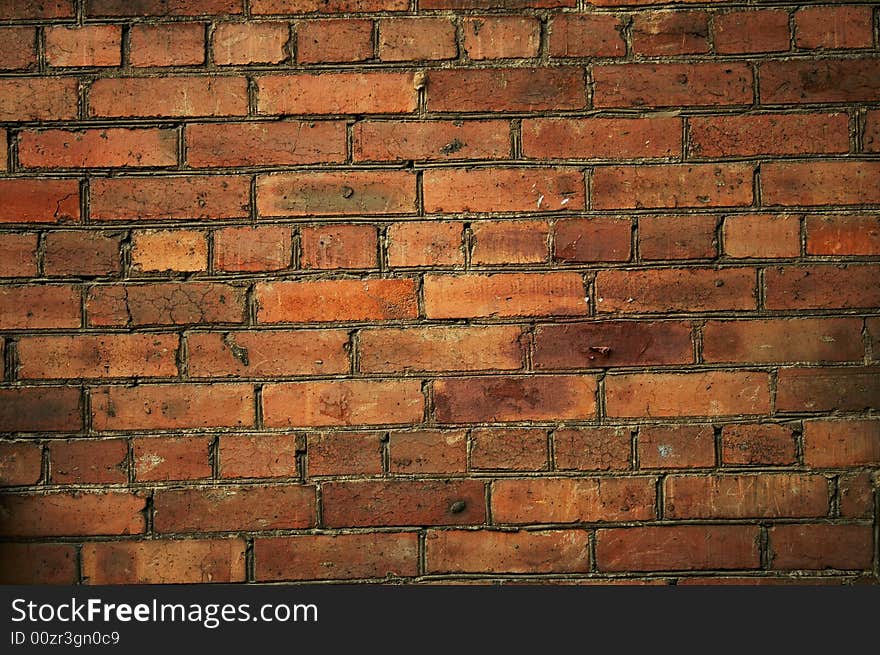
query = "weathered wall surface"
xmin=0 ymin=0 xmax=878 ymax=584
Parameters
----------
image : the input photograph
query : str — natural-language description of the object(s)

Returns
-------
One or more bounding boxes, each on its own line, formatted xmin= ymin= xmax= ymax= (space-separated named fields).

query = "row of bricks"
xmin=1 ymin=113 xmax=878 ymax=171
xmin=3 ymin=162 xmax=880 ymax=224
xmin=2 ymin=267 xmax=878 ymax=329
xmin=2 ymin=215 xmax=878 ymax=280
xmin=1 ymin=522 xmax=875 ymax=585
xmin=2 ymin=421 xmax=877 ymax=484
xmin=0 ymin=472 xmax=877 ymax=533
xmin=1 ymin=317 xmax=879 ymax=380
xmin=4 ymin=59 xmax=880 ymax=122
xmin=2 ymin=7 xmax=876 ymax=70
xmin=1 ymin=368 xmax=878 ymax=431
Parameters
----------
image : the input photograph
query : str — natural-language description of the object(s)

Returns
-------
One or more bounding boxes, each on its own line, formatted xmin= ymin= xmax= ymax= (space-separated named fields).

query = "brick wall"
xmin=0 ymin=0 xmax=878 ymax=585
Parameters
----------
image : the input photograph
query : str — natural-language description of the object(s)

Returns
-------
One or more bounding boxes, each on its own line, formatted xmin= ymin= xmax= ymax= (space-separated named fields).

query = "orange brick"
xmin=130 ymin=23 xmax=206 ymax=66
xmin=45 ymin=25 xmax=121 ymax=67
xmin=296 ymin=19 xmax=372 ymax=63
xmin=463 ymin=16 xmax=540 ymax=59
xmin=130 ymin=230 xmax=208 ymax=273
xmin=472 ymin=220 xmax=549 ymax=265
xmin=214 ymin=22 xmax=289 ymax=64
xmin=301 ymin=224 xmax=378 ymax=269
xmin=386 ymin=221 xmax=464 ymax=267
xmin=388 ymin=430 xmax=467 ymax=475
xmin=378 ymin=18 xmax=456 ymax=61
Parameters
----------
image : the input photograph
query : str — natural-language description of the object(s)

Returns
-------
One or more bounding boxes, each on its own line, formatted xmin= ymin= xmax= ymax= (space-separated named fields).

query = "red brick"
xmin=0 ymin=27 xmax=37 ymax=70
xmin=866 ymin=110 xmax=880 ymax=152
xmin=0 ymin=543 xmax=77 ymax=584
xmin=389 ymin=430 xmax=467 ymax=475
xmin=770 ymin=525 xmax=873 ymax=570
xmin=86 ymin=283 xmax=247 ymax=326
xmin=713 ymin=9 xmax=790 ymax=54
xmin=434 ymin=375 xmax=597 ymax=423
xmin=0 ymin=442 xmax=42 ymax=486
xmin=256 ymin=533 xmax=418 ymax=581
xmin=257 ymin=171 xmax=415 ymax=216
xmin=703 ymin=318 xmax=863 ymax=364
xmin=424 ymin=273 xmax=589 ymax=319
xmin=154 ymin=485 xmax=315 ymax=533
xmin=463 ymin=16 xmax=540 ymax=59
xmin=523 ymin=117 xmax=681 ymax=160
xmin=214 ymin=226 xmax=293 ymax=272
xmin=665 ymin=473 xmax=829 ymax=519
xmin=638 ymin=214 xmax=718 ymax=260
xmin=214 ymin=22 xmax=288 ymax=64
xmin=19 ymin=127 xmax=178 ymax=169
xmin=763 ymin=161 xmax=880 ymax=206
xmin=45 ymin=25 xmax=121 ymax=67
xmin=554 ymin=427 xmax=632 ymax=471
xmin=795 ymin=6 xmax=873 ymax=50
xmin=49 ymin=439 xmax=127 ymax=484
xmin=631 ymin=11 xmax=709 ymax=55
xmin=301 ymin=224 xmax=377 ymax=269
xmin=0 ymin=492 xmax=144 ymax=537
xmin=43 ymin=231 xmax=121 ymax=277
xmin=554 ymin=217 xmax=631 ymax=262
xmin=89 ymin=0 xmax=243 ymax=15
xmin=0 ymin=233 xmax=38 ymax=277
xmin=322 ymin=479 xmax=486 ymax=527
xmin=254 ymin=0 xmax=405 ymax=11
xmin=353 ymin=120 xmax=510 ymax=162
xmin=606 ymin=371 xmax=770 ymax=418
xmin=424 ymin=0 xmax=572 ymax=7
xmin=765 ymin=265 xmax=880 ymax=310
xmin=296 ymin=19 xmax=372 ymax=63
xmin=870 ymin=318 xmax=880 ymax=360
xmin=777 ymin=367 xmax=880 ymax=413
xmin=187 ymin=121 xmax=345 ymax=167
xmin=256 ymin=278 xmax=418 ymax=323
xmin=721 ymin=424 xmax=798 ymax=466
xmin=534 ymin=320 xmax=693 ymax=369
xmin=133 ymin=436 xmax=212 ymax=481
xmin=593 ymin=63 xmax=752 ymax=108
xmin=548 ymin=14 xmax=625 ymax=57
xmin=83 ymin=539 xmax=246 ymax=584
xmin=596 ymin=267 xmax=756 ymax=313
xmin=427 ymin=529 xmax=589 ymax=574
xmin=596 ymin=525 xmax=760 ymax=572
xmin=839 ymin=472 xmax=876 ymax=518
xmin=427 ymin=68 xmax=586 ymax=112
xmin=262 ymin=380 xmax=421 ymax=427
xmin=0 ymin=179 xmax=80 ymax=224
xmin=689 ymin=113 xmax=849 ymax=158
xmin=89 ymin=76 xmax=248 ymax=118
xmin=471 ymin=428 xmax=548 ymax=471
xmin=18 ymin=333 xmax=178 ymax=379
xmin=91 ymin=384 xmax=255 ymax=431
xmin=130 ymin=23 xmax=206 ymax=66
xmin=379 ymin=17 xmax=456 ymax=61
xmin=760 ymin=59 xmax=880 ymax=104
xmin=130 ymin=229 xmax=207 ymax=273
xmin=472 ymin=220 xmax=549 ymax=265
xmin=592 ymin=163 xmax=753 ymax=209
xmin=187 ymin=329 xmax=349 ymax=378
xmin=0 ymin=285 xmax=81 ymax=329
xmin=491 ymin=476 xmax=655 ymax=523
xmin=639 ymin=425 xmax=714 ymax=469
xmin=359 ymin=325 xmax=523 ymax=373
xmin=806 ymin=215 xmax=880 ymax=255
xmin=219 ymin=434 xmax=299 ymax=479
xmin=2 ymin=1 xmax=74 ymax=19
xmin=0 ymin=387 xmax=82 ymax=433
xmin=90 ymin=176 xmax=249 ymax=221
xmin=257 ymin=72 xmax=417 ymax=115
xmin=386 ymin=221 xmax=464 ymax=267
xmin=0 ymin=78 xmax=78 ymax=121
xmin=307 ymin=432 xmax=383 ymax=476
xmin=723 ymin=214 xmax=800 ymax=259
xmin=803 ymin=419 xmax=880 ymax=467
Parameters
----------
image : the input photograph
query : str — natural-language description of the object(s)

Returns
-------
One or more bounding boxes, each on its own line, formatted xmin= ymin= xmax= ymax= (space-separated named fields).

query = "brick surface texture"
xmin=0 ymin=0 xmax=878 ymax=586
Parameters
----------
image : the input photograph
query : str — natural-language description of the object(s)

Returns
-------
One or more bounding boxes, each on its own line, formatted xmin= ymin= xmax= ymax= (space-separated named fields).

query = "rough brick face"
xmin=2 ymin=0 xmax=878 ymax=587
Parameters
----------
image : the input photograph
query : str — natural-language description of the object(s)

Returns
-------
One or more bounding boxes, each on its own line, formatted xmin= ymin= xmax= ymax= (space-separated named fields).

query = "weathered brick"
xmin=82 ymin=539 xmax=246 ymax=584
xmin=548 ymin=13 xmax=625 ymax=57
xmin=389 ymin=430 xmax=467 ymax=475
xmin=433 ymin=375 xmax=597 ymax=423
xmin=689 ymin=114 xmax=849 ymax=157
xmin=45 ymin=25 xmax=121 ymax=67
xmin=0 ymin=78 xmax=78 ymax=122
xmin=262 ymin=380 xmax=424 ymax=427
xmin=0 ymin=492 xmax=144 ymax=537
xmin=760 ymin=59 xmax=880 ymax=104
xmin=214 ymin=22 xmax=288 ymax=65
xmin=378 ymin=17 xmax=457 ymax=61
xmin=0 ymin=233 xmax=38 ymax=277
xmin=89 ymin=0 xmax=243 ymax=15
xmin=0 ymin=543 xmax=77 ymax=584
xmin=256 ymin=533 xmax=418 ymax=581
xmin=133 ymin=436 xmax=212 ymax=481
xmin=130 ymin=229 xmax=207 ymax=273
xmin=472 ymin=220 xmax=549 ymax=264
xmin=762 ymin=161 xmax=880 ymax=206
xmin=794 ymin=5 xmax=873 ymax=50
xmin=631 ymin=11 xmax=709 ymax=55
xmin=769 ymin=525 xmax=873 ymax=571
xmin=214 ymin=226 xmax=293 ymax=272
xmin=523 ymin=117 xmax=681 ymax=160
xmin=802 ymin=419 xmax=880 ymax=467
xmin=0 ymin=387 xmax=82 ymax=433
xmin=0 ymin=27 xmax=38 ymax=70
xmin=353 ymin=120 xmax=510 ymax=162
xmin=307 ymin=432 xmax=383 ymax=477
xmin=49 ymin=439 xmax=127 ymax=484
xmin=0 ymin=179 xmax=80 ymax=224
xmin=776 ymin=367 xmax=880 ymax=413
xmin=219 ymin=434 xmax=299 ymax=479
xmin=805 ymin=215 xmax=880 ymax=256
xmin=129 ymin=23 xmax=206 ymax=66
xmin=301 ymin=224 xmax=378 ymax=269
xmin=638 ymin=425 xmax=715 ymax=469
xmin=839 ymin=472 xmax=875 ymax=518
xmin=638 ymin=214 xmax=718 ymax=260
xmin=44 ymin=231 xmax=122 ymax=277
xmin=89 ymin=77 xmax=248 ymax=118
xmin=386 ymin=221 xmax=464 ymax=267
xmin=0 ymin=442 xmax=42 ymax=486
xmin=462 ymin=16 xmax=540 ymax=59
xmin=554 ymin=427 xmax=631 ymax=472
xmin=554 ymin=217 xmax=631 ymax=262
xmin=0 ymin=285 xmax=81 ymax=330
xmin=713 ymin=9 xmax=790 ymax=54
xmin=765 ymin=265 xmax=880 ymax=310
xmin=19 ymin=127 xmax=178 ymax=169
xmin=471 ymin=428 xmax=548 ymax=471
xmin=257 ymin=72 xmax=417 ymax=115
xmin=427 ymin=68 xmax=586 ymax=112
xmin=721 ymin=424 xmax=798 ymax=466
xmin=257 ymin=171 xmax=415 ymax=216
xmin=86 ymin=283 xmax=247 ymax=326
xmin=606 ymin=371 xmax=770 ymax=417
xmin=723 ymin=214 xmax=801 ymax=259
xmin=491 ymin=476 xmax=656 ymax=523
xmin=296 ymin=19 xmax=372 ymax=63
